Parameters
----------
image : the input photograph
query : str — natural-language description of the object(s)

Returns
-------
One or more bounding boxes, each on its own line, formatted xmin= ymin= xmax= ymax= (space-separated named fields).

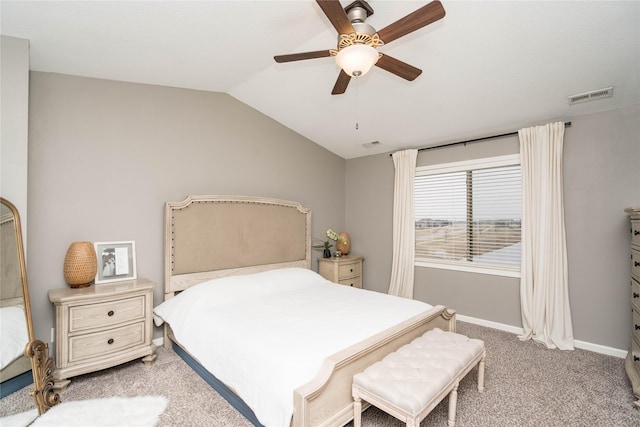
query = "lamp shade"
xmin=63 ymin=241 xmax=97 ymax=288
xmin=335 ymin=44 xmax=379 ymax=77
xmin=336 ymin=231 xmax=351 ymax=255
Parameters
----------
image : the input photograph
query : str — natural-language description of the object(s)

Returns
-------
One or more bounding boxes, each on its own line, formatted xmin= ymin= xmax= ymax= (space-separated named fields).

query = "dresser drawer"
xmin=632 ymin=335 xmax=640 ymax=370
xmin=338 ymin=261 xmax=361 ymax=279
xmin=633 ymin=278 xmax=640 ymax=313
xmin=338 ymin=276 xmax=362 ymax=288
xmin=632 ymin=248 xmax=640 ymax=280
xmin=634 ymin=309 xmax=640 ymax=343
xmin=68 ymin=322 xmax=145 ymax=363
xmin=632 ymin=220 xmax=640 ymax=248
xmin=69 ymin=295 xmax=146 ymax=332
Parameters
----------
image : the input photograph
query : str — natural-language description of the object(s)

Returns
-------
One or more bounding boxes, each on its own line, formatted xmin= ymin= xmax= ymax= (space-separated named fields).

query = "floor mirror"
xmin=0 ymin=197 xmax=59 ymax=421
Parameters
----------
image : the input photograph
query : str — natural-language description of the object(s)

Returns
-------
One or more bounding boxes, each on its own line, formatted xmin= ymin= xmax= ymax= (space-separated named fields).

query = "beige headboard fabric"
xmin=164 ymin=195 xmax=311 ymax=296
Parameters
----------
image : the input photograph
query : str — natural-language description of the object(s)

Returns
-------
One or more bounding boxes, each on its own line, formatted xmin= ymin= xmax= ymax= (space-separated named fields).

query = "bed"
xmin=157 ymin=195 xmax=456 ymax=427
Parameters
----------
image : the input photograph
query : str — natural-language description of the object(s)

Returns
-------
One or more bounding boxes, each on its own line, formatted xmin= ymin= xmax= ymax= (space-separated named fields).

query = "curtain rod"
xmin=389 ymin=121 xmax=572 ymax=156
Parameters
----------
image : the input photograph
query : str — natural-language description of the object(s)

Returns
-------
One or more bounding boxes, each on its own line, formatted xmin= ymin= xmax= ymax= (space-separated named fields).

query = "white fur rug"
xmin=30 ymin=396 xmax=168 ymax=427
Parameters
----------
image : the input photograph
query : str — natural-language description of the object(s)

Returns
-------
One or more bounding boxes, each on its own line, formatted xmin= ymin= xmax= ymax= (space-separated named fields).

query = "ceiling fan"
xmin=274 ymin=0 xmax=446 ymax=95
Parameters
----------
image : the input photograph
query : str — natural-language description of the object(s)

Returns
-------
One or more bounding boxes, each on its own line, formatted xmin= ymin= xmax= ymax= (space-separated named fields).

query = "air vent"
xmin=362 ymin=141 xmax=381 ymax=148
xmin=568 ymin=86 xmax=613 ymax=105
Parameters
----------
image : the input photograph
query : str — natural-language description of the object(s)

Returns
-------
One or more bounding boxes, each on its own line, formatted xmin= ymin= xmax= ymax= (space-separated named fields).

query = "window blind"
xmin=415 ymin=157 xmax=521 ymax=271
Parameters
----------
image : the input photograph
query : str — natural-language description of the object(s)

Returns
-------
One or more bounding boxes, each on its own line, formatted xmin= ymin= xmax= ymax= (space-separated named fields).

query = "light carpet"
xmin=30 ymin=396 xmax=167 ymax=427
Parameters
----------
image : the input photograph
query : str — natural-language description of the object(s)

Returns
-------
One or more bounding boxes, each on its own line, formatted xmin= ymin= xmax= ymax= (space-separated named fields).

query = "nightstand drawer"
xmin=69 ymin=295 xmax=146 ymax=332
xmin=69 ymin=322 xmax=145 ymax=363
xmin=338 ymin=262 xmax=361 ymax=278
xmin=338 ymin=276 xmax=362 ymax=288
xmin=634 ymin=310 xmax=640 ymax=343
xmin=633 ymin=248 xmax=640 ymax=280
xmin=633 ymin=278 xmax=640 ymax=313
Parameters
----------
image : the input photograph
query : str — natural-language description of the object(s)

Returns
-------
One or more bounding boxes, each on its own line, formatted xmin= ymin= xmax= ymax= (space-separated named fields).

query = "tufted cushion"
xmin=353 ymin=328 xmax=485 ymax=415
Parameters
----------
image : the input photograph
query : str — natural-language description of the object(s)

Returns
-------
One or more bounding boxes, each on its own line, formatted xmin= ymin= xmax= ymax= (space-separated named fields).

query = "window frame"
xmin=414 ymin=154 xmax=521 ymax=278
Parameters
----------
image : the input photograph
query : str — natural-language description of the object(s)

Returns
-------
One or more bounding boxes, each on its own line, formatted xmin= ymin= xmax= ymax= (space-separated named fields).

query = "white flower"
xmin=326 ymin=228 xmax=347 ymax=244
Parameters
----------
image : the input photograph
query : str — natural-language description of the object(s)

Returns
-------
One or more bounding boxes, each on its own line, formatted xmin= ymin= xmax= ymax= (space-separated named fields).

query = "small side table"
xmin=318 ymin=255 xmax=363 ymax=288
xmin=48 ymin=278 xmax=156 ymax=391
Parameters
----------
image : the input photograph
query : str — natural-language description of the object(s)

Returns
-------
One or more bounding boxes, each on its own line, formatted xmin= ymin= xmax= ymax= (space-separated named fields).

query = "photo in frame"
xmin=94 ymin=241 xmax=137 ymax=284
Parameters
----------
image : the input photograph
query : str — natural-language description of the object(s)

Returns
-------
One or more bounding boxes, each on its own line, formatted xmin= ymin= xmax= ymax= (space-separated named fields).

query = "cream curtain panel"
xmin=388 ymin=149 xmax=418 ymax=298
xmin=518 ymin=122 xmax=574 ymax=350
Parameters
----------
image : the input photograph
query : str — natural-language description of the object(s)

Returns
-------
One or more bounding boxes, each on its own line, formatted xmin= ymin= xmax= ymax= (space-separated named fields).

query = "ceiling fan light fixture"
xmin=335 ymin=44 xmax=379 ymax=77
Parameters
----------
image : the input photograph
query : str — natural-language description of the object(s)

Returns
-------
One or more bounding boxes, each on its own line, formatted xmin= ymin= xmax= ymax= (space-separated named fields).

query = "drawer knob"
xmin=636 ymin=355 xmax=640 ymax=362
xmin=635 ymin=229 xmax=639 ymax=236
xmin=107 ymin=338 xmax=114 ymax=345
xmin=107 ymin=310 xmax=115 ymax=317
xmin=635 ymin=261 xmax=640 ymax=267
xmin=636 ymin=325 xmax=640 ymax=331
xmin=634 ymin=292 xmax=640 ymax=299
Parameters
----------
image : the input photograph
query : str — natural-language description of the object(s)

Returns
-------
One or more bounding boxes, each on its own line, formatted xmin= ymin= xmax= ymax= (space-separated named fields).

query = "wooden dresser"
xmin=318 ymin=255 xmax=363 ymax=288
xmin=625 ymin=206 xmax=640 ymax=408
xmin=48 ymin=278 xmax=156 ymax=391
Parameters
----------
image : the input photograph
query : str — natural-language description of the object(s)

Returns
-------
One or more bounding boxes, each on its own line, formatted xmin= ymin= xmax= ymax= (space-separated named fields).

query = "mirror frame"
xmin=0 ymin=197 xmax=59 ymax=415
xmin=0 ymin=197 xmax=34 ymax=344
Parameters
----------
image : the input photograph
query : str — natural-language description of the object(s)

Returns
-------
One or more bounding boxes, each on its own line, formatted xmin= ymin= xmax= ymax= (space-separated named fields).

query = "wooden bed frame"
xmin=163 ymin=195 xmax=456 ymax=427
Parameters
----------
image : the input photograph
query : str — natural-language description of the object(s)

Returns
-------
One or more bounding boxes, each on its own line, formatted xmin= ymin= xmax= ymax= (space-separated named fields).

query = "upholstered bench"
xmin=352 ymin=328 xmax=485 ymax=427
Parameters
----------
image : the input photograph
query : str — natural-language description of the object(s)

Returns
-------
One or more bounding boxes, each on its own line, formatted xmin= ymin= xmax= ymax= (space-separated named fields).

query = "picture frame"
xmin=94 ymin=241 xmax=137 ymax=284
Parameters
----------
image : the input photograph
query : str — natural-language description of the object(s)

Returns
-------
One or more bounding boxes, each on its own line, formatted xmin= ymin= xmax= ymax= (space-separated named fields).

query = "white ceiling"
xmin=2 ymin=1 xmax=639 ymax=159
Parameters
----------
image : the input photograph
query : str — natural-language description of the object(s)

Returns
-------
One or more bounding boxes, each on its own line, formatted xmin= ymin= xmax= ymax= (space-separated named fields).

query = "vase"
xmin=323 ymin=248 xmax=331 ymax=259
xmin=336 ymin=232 xmax=350 ymax=255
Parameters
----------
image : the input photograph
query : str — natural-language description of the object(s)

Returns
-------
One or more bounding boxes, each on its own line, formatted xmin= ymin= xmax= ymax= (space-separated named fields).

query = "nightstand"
xmin=48 ymin=278 xmax=156 ymax=391
xmin=318 ymin=255 xmax=363 ymax=288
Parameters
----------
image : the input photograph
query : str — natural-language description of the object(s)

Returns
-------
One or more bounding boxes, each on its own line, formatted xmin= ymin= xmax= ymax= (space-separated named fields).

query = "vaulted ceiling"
xmin=2 ymin=1 xmax=639 ymax=159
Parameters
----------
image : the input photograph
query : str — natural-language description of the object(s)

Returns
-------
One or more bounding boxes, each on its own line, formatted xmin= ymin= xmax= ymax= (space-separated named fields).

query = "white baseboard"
xmin=573 ymin=339 xmax=627 ymax=359
xmin=457 ymin=314 xmax=627 ymax=359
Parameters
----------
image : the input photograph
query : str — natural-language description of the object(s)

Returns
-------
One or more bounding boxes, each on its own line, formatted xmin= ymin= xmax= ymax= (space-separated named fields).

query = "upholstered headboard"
xmin=164 ymin=195 xmax=311 ymax=298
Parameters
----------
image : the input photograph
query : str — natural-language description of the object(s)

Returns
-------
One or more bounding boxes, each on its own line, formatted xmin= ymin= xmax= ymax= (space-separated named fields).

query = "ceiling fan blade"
xmin=316 ymin=0 xmax=355 ymax=35
xmin=377 ymin=0 xmax=445 ymax=44
xmin=332 ymin=70 xmax=352 ymax=95
xmin=274 ymin=50 xmax=332 ymax=63
xmin=375 ymin=54 xmax=422 ymax=81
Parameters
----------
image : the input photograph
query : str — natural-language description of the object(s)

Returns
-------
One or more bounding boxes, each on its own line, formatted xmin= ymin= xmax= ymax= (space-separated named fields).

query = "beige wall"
xmin=27 ymin=72 xmax=345 ymax=343
xmin=17 ymin=68 xmax=640 ymax=353
xmin=1 ymin=36 xmax=29 ymax=241
xmin=346 ymin=104 xmax=640 ymax=351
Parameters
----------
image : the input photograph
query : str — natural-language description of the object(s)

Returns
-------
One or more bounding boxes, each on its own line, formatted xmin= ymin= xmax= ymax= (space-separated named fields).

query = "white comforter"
xmin=0 ymin=306 xmax=29 ymax=370
xmin=154 ymin=267 xmax=433 ymax=427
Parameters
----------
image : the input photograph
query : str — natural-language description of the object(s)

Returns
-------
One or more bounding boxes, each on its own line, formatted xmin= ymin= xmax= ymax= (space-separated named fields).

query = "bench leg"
xmin=353 ymin=396 xmax=362 ymax=427
xmin=478 ymin=351 xmax=486 ymax=393
xmin=448 ymin=381 xmax=459 ymax=427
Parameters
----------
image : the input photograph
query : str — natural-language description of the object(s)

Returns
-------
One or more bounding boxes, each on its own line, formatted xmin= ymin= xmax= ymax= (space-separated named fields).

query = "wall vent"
xmin=362 ymin=141 xmax=381 ymax=148
xmin=568 ymin=86 xmax=613 ymax=105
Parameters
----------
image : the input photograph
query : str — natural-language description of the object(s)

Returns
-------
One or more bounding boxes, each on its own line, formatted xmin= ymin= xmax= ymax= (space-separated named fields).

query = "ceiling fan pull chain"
xmin=355 ymin=78 xmax=360 ymax=130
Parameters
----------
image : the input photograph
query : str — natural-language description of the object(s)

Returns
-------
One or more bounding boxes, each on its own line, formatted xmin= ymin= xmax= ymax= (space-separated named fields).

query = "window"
xmin=414 ymin=155 xmax=521 ymax=277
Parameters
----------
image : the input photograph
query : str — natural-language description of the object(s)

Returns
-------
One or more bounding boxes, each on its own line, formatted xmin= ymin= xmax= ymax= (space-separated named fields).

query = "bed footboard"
xmin=292 ymin=305 xmax=455 ymax=427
